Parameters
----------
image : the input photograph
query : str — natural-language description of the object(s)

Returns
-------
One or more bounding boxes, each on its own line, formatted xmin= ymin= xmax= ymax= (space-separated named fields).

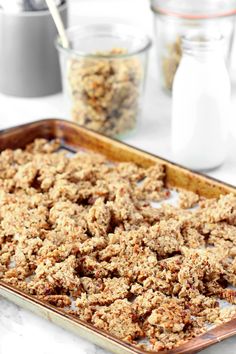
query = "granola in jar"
xmin=68 ymin=48 xmax=143 ymax=137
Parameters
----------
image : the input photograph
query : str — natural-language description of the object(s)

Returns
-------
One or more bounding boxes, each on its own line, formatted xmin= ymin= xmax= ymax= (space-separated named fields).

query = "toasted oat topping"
xmin=1 ymin=138 xmax=236 ymax=351
xmin=178 ymin=189 xmax=200 ymax=209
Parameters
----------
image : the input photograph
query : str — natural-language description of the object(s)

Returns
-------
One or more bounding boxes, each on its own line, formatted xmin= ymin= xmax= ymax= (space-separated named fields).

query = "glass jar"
xmin=151 ymin=0 xmax=236 ymax=93
xmin=56 ymin=23 xmax=152 ymax=138
xmin=171 ymin=35 xmax=231 ymax=171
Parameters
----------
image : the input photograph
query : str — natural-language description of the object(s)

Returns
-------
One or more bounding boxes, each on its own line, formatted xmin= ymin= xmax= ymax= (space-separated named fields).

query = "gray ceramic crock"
xmin=0 ymin=1 xmax=68 ymax=97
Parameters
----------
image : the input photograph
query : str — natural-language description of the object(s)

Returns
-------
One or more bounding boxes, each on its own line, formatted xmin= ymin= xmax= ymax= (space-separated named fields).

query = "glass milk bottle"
xmin=171 ymin=35 xmax=231 ymax=171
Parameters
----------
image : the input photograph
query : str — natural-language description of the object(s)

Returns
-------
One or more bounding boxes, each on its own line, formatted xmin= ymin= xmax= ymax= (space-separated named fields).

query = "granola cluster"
xmin=68 ymin=48 xmax=142 ymax=137
xmin=178 ymin=189 xmax=200 ymax=209
xmin=1 ymin=139 xmax=236 ymax=351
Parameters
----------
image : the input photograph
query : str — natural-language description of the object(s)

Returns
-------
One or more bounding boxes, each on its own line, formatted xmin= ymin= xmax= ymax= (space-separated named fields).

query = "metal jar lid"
xmin=150 ymin=0 xmax=236 ymax=19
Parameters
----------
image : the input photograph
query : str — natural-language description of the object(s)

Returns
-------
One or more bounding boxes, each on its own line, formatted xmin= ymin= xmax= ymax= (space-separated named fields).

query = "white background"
xmin=1 ymin=1 xmax=236 ymax=353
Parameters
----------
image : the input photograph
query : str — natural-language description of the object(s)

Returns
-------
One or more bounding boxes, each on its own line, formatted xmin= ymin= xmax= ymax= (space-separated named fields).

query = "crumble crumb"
xmin=178 ymin=189 xmax=200 ymax=209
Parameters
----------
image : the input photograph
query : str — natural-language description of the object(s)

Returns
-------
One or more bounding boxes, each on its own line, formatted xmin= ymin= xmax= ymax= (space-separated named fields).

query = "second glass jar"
xmin=151 ymin=0 xmax=236 ymax=93
xmin=56 ymin=23 xmax=152 ymax=138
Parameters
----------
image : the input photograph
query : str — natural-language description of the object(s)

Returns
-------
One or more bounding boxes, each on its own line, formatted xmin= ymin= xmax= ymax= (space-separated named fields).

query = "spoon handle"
xmin=45 ymin=0 xmax=69 ymax=48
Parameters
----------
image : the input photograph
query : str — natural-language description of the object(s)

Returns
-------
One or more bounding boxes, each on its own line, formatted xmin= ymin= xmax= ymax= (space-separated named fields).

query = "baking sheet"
xmin=0 ymin=119 xmax=236 ymax=354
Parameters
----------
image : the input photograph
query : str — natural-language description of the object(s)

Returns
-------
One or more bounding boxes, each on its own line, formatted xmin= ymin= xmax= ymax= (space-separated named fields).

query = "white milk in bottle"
xmin=171 ymin=35 xmax=231 ymax=171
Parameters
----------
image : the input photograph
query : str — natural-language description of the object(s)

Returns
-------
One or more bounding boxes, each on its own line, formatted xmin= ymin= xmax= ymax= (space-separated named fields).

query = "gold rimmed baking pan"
xmin=0 ymin=118 xmax=236 ymax=354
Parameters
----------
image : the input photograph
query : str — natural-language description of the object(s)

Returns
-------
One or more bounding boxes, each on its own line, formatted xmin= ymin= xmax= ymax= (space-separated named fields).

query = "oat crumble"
xmin=1 ymin=138 xmax=236 ymax=351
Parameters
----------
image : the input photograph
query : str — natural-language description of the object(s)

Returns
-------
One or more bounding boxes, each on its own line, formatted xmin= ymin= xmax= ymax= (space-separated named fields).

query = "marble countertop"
xmin=1 ymin=0 xmax=236 ymax=353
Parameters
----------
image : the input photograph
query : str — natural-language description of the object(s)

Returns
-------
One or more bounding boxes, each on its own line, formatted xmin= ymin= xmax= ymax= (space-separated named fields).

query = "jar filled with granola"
xmin=150 ymin=0 xmax=236 ymax=93
xmin=56 ymin=23 xmax=151 ymax=137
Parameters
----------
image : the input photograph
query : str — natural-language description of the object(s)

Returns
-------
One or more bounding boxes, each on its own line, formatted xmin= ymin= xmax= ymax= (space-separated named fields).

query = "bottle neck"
xmin=181 ymin=35 xmax=225 ymax=62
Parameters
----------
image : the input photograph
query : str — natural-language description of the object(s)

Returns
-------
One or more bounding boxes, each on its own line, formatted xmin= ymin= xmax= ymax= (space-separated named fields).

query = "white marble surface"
xmin=1 ymin=0 xmax=236 ymax=353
